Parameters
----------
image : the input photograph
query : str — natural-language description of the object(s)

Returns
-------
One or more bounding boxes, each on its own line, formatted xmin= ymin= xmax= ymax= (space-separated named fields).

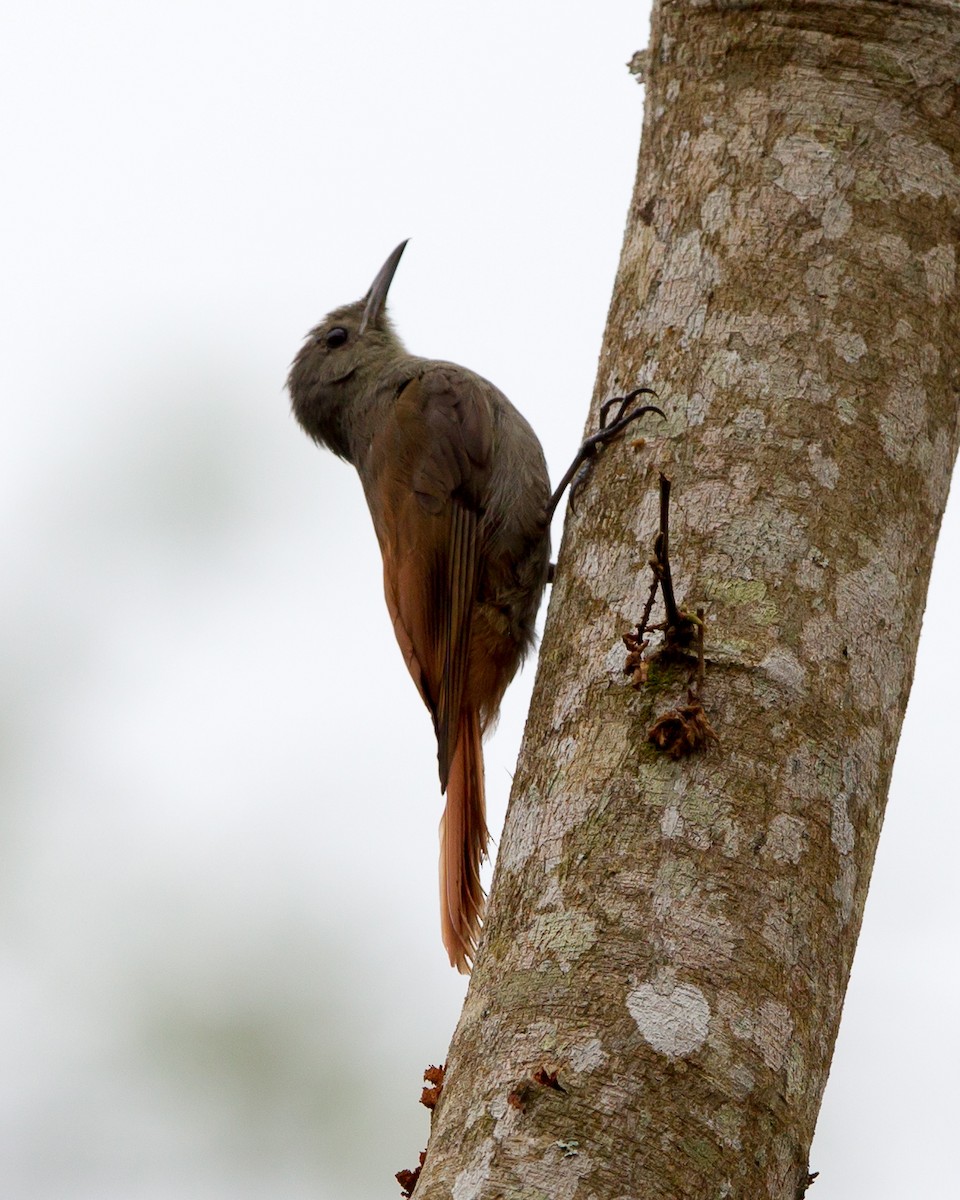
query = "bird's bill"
xmin=360 ymin=239 xmax=409 ymax=333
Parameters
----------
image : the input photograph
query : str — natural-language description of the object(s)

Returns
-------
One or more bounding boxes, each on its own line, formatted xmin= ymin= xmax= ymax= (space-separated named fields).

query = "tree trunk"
xmin=416 ymin=2 xmax=960 ymax=1196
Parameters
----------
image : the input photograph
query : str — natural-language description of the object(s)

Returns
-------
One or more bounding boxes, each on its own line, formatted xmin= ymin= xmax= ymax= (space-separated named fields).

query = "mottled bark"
xmin=416 ymin=2 xmax=960 ymax=1197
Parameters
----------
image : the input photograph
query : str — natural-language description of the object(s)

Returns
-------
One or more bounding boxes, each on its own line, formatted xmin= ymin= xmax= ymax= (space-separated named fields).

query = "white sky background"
xmin=1 ymin=3 xmax=957 ymax=1198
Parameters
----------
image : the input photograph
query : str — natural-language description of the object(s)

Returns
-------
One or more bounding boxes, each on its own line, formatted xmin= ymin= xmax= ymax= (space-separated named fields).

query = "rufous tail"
xmin=439 ymin=709 xmax=488 ymax=973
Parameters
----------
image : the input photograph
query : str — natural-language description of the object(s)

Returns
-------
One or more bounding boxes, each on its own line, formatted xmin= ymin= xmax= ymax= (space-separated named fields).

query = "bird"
xmin=288 ymin=241 xmax=552 ymax=972
xmin=288 ymin=242 xmax=662 ymax=971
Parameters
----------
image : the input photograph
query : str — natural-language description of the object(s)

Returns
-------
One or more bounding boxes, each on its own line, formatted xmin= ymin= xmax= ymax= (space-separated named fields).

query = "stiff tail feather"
xmin=439 ymin=709 xmax=488 ymax=973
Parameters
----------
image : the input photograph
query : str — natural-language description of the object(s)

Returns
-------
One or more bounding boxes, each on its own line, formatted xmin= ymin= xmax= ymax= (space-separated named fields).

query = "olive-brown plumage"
xmin=288 ymin=243 xmax=550 ymax=971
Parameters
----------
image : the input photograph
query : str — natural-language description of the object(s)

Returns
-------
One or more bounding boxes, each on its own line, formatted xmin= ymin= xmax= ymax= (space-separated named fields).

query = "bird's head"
xmin=288 ymin=240 xmax=409 ymax=459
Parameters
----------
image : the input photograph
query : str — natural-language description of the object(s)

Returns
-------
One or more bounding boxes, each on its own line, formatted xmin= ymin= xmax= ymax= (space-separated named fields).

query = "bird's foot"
xmin=545 ymin=387 xmax=665 ymax=522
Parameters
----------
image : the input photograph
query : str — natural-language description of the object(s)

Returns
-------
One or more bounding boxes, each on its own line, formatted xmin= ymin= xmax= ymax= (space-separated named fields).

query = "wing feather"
xmin=369 ymin=368 xmax=492 ymax=789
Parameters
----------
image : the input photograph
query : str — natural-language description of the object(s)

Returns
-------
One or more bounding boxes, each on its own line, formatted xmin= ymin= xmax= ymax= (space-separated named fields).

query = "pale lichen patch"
xmin=702 ymin=345 xmax=744 ymax=388
xmin=549 ymin=674 xmax=587 ymax=732
xmin=604 ymin=639 xmax=627 ymax=679
xmin=772 ymin=134 xmax=836 ymax=202
xmin=626 ymin=976 xmax=711 ymax=1058
xmin=578 ymin=541 xmax=612 ymax=593
xmin=567 ymin=1036 xmax=608 ymax=1073
xmin=878 ymin=383 xmax=927 ymax=464
xmin=869 ymin=231 xmax=912 ymax=273
xmin=767 ymin=1132 xmax=800 ymax=1198
xmin=800 ymin=608 xmax=842 ymax=664
xmin=707 ymin=305 xmax=801 ymax=348
xmin=830 ymin=792 xmax=855 ymax=856
xmin=834 ymin=856 xmax=857 ymax=924
xmin=893 ymin=317 xmax=914 ymax=341
xmin=464 ymin=1095 xmax=489 ymax=1132
xmin=654 ymin=878 xmax=738 ymax=969
xmin=807 ymin=443 xmax=839 ymax=488
xmin=821 ymin=193 xmax=852 ymax=239
xmin=452 ymin=1139 xmax=495 ymax=1200
xmin=925 ymin=427 xmax=956 ymax=511
xmin=803 ymin=256 xmax=843 ymax=308
xmin=535 ymin=875 xmax=565 ymax=911
xmin=922 ymin=243 xmax=956 ymax=303
xmin=763 ymin=813 xmax=809 ymax=864
xmin=782 ymin=743 xmax=843 ymax=805
xmin=628 ymin=482 xmax=663 ymax=551
xmin=554 ymin=736 xmax=578 ymax=769
xmin=661 ymin=803 xmax=682 ymax=840
xmin=680 ymin=480 xmax=737 ymax=535
xmin=703 ymin=577 xmax=777 ymax=629
xmin=786 ymin=1041 xmax=806 ymax=1101
xmin=693 ymin=129 xmax=726 ymax=162
xmin=687 ymin=390 xmax=709 ymax=425
xmin=528 ymin=909 xmax=598 ymax=972
xmin=701 ymin=184 xmax=732 ymax=233
xmin=660 ymin=781 xmax=742 ymax=856
xmin=872 ymin=98 xmax=904 ymax=133
xmin=795 ymin=549 xmax=829 ymax=592
xmin=509 ymin=1020 xmax=558 ymax=1060
xmin=759 ymin=648 xmax=807 ymax=693
xmin=887 ymin=132 xmax=958 ymax=197
xmin=498 ymin=784 xmax=546 ymax=875
xmin=514 ymin=1141 xmax=594 ymax=1200
xmin=733 ymin=406 xmax=766 ymax=432
xmin=717 ymin=990 xmax=754 ymax=1043
xmin=712 ymin=1103 xmax=744 ymax=1151
xmin=835 ymin=391 xmax=859 ymax=424
xmin=580 ymin=546 xmax=653 ymax=619
xmin=919 ymin=341 xmax=940 ymax=374
xmin=755 ymin=1000 xmax=794 ymax=1071
xmin=729 ymin=1062 xmax=756 ymax=1099
xmin=762 ymin=903 xmax=800 ymax=966
xmin=720 ymin=818 xmax=741 ymax=857
xmin=646 ymin=229 xmax=719 ymax=344
xmin=660 ymin=800 xmax=728 ymax=853
xmin=831 ymin=328 xmax=868 ymax=363
xmin=487 ymin=1092 xmax=515 ymax=1136
xmin=836 ymin=556 xmax=906 ymax=712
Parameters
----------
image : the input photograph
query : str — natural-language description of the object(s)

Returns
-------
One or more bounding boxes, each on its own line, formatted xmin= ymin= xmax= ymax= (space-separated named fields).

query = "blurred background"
xmin=1 ymin=3 xmax=956 ymax=1197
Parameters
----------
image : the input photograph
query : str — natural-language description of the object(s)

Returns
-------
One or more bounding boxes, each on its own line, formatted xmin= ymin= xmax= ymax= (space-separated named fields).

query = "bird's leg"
xmin=545 ymin=387 xmax=665 ymax=525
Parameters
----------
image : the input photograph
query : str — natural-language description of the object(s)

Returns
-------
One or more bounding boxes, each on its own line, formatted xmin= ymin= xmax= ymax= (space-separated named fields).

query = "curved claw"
xmin=544 ymin=389 xmax=667 ymax=524
xmin=599 ymin=386 xmax=660 ymax=431
xmin=585 ymin=400 xmax=666 ymax=454
xmin=604 ymin=402 xmax=666 ymax=438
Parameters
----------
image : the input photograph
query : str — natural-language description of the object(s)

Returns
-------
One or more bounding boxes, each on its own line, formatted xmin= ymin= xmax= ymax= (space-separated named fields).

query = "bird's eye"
xmin=325 ymin=327 xmax=349 ymax=349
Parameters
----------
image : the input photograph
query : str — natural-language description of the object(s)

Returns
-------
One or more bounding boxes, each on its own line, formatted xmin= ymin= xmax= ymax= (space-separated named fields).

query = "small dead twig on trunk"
xmin=621 ymin=475 xmax=717 ymax=757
